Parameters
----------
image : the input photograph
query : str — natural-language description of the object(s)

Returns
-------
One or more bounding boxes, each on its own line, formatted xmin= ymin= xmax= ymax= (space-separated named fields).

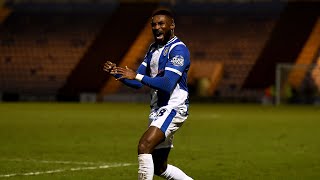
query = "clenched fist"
xmin=103 ymin=61 xmax=116 ymax=73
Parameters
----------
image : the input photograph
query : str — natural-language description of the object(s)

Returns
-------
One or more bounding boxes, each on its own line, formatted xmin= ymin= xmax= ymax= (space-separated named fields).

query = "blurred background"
xmin=0 ymin=0 xmax=320 ymax=105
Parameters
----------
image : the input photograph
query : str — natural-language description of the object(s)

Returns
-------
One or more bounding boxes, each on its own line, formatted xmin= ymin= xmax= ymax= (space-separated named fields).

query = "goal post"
xmin=275 ymin=63 xmax=320 ymax=105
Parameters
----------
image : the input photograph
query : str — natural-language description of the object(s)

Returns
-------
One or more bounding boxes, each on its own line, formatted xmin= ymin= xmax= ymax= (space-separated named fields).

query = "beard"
xmin=153 ymin=29 xmax=173 ymax=45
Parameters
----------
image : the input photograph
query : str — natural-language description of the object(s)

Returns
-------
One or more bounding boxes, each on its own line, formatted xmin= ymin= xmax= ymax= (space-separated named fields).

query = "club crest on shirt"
xmin=171 ymin=55 xmax=184 ymax=66
xmin=162 ymin=47 xmax=169 ymax=56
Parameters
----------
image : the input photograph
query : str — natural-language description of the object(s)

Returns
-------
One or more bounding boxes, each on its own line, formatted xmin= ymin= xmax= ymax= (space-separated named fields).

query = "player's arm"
xmin=139 ymin=71 xmax=182 ymax=93
xmin=103 ymin=61 xmax=146 ymax=89
xmin=113 ymin=63 xmax=146 ymax=89
xmin=114 ymin=66 xmax=180 ymax=94
xmin=115 ymin=45 xmax=190 ymax=94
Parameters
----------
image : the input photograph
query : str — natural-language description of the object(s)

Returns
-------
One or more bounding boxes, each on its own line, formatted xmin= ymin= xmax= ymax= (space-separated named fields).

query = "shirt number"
xmin=157 ymin=109 xmax=167 ymax=117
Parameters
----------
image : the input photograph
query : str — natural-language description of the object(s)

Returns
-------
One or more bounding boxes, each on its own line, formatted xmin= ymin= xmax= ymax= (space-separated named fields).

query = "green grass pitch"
xmin=0 ymin=102 xmax=320 ymax=179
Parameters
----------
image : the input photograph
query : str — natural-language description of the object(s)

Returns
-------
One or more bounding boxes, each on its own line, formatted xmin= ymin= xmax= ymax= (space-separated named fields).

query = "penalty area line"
xmin=0 ymin=163 xmax=135 ymax=178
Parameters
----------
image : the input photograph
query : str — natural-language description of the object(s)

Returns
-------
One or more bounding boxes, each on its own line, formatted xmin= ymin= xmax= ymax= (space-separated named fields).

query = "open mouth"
xmin=154 ymin=32 xmax=164 ymax=40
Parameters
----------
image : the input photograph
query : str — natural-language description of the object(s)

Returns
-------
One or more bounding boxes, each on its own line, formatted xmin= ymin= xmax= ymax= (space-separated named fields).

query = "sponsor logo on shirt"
xmin=171 ymin=55 xmax=184 ymax=66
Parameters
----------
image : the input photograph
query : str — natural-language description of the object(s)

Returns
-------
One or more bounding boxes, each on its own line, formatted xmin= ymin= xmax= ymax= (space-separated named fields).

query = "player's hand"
xmin=103 ymin=61 xmax=116 ymax=73
xmin=112 ymin=66 xmax=137 ymax=80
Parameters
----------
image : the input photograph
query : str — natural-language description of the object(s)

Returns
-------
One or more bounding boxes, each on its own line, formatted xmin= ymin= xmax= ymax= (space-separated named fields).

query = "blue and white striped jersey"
xmin=139 ymin=36 xmax=190 ymax=109
xmin=119 ymin=36 xmax=190 ymax=112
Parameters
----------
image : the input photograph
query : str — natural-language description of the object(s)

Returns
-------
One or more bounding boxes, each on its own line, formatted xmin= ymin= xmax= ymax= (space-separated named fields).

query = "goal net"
xmin=275 ymin=63 xmax=320 ymax=105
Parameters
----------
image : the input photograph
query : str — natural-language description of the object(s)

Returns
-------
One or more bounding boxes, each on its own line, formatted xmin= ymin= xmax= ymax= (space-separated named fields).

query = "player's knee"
xmin=138 ymin=140 xmax=153 ymax=154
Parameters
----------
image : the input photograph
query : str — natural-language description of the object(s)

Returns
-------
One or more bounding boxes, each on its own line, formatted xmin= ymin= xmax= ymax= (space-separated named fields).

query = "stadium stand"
xmin=99 ymin=19 xmax=154 ymax=98
xmin=312 ymin=53 xmax=320 ymax=92
xmin=243 ymin=2 xmax=320 ymax=90
xmin=287 ymin=18 xmax=320 ymax=89
xmin=0 ymin=6 xmax=11 ymax=24
xmin=0 ymin=4 xmax=115 ymax=100
xmin=175 ymin=3 xmax=279 ymax=101
xmin=58 ymin=2 xmax=157 ymax=101
xmin=1 ymin=1 xmax=320 ymax=103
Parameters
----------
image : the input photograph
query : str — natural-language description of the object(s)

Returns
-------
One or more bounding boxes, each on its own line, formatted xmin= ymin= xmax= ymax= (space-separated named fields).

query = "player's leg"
xmin=150 ymin=106 xmax=193 ymax=180
xmin=138 ymin=126 xmax=165 ymax=180
xmin=153 ymin=148 xmax=193 ymax=180
xmin=138 ymin=107 xmax=175 ymax=179
xmin=138 ymin=106 xmax=192 ymax=180
xmin=138 ymin=126 xmax=165 ymax=154
xmin=152 ymin=147 xmax=170 ymax=176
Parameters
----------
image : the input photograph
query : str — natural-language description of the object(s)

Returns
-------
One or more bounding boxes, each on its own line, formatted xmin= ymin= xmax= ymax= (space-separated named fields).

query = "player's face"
xmin=151 ymin=15 xmax=175 ymax=45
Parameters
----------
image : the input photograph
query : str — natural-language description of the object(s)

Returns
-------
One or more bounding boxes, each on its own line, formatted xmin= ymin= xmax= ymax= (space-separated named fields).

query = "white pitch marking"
xmin=0 ymin=158 xmax=105 ymax=165
xmin=0 ymin=163 xmax=134 ymax=178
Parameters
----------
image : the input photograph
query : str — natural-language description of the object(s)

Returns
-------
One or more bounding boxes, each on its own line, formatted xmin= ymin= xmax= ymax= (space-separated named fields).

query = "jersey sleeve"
xmin=165 ymin=44 xmax=190 ymax=77
xmin=138 ymin=71 xmax=180 ymax=94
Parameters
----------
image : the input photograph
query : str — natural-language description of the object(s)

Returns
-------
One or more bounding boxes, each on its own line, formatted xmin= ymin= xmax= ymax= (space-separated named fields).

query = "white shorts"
xmin=148 ymin=106 xmax=188 ymax=149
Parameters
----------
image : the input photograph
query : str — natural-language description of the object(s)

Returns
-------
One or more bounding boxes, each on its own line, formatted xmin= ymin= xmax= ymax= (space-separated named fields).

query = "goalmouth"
xmin=275 ymin=63 xmax=320 ymax=105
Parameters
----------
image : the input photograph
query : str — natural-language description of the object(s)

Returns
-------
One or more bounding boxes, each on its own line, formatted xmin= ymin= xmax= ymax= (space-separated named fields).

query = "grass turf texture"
xmin=0 ymin=103 xmax=320 ymax=179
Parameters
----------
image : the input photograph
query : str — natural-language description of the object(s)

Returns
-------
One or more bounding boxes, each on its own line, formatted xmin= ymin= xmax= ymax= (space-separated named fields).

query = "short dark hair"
xmin=152 ymin=9 xmax=174 ymax=19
